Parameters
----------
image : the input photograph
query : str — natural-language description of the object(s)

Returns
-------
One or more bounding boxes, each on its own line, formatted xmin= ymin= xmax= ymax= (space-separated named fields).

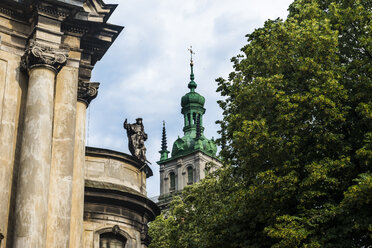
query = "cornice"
xmin=157 ymin=149 xmax=221 ymax=165
xmin=84 ymin=181 xmax=160 ymax=222
xmin=85 ymin=146 xmax=153 ymax=178
xmin=0 ymin=3 xmax=28 ymax=22
xmin=61 ymin=22 xmax=89 ymax=36
xmin=0 ymin=6 xmax=15 ymax=17
xmin=36 ymin=2 xmax=70 ymax=20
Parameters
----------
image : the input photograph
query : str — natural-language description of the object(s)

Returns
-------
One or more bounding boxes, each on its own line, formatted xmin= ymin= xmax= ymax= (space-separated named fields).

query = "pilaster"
xmin=70 ymin=79 xmax=99 ymax=248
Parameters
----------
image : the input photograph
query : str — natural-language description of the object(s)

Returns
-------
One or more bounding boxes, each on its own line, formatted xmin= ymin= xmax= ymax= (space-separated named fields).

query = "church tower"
xmin=157 ymin=51 xmax=222 ymax=209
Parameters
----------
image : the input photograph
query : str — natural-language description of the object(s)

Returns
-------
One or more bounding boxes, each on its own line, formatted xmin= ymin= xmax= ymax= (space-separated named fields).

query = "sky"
xmin=88 ymin=0 xmax=294 ymax=197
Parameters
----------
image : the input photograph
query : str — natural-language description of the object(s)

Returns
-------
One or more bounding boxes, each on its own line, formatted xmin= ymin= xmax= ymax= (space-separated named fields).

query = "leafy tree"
xmin=149 ymin=0 xmax=371 ymax=247
xmin=149 ymin=167 xmax=243 ymax=248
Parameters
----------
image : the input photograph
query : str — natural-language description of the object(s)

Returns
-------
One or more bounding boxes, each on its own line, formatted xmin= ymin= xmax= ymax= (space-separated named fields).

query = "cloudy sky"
xmin=88 ymin=0 xmax=293 ymax=197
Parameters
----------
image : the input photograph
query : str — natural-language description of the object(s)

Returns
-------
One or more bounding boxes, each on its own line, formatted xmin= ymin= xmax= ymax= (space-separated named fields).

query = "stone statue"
xmin=124 ymin=118 xmax=148 ymax=163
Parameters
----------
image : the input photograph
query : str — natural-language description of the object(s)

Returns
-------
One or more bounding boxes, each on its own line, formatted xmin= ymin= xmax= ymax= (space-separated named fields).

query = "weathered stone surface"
xmin=46 ymin=65 xmax=78 ymax=248
xmin=13 ymin=67 xmax=56 ymax=248
xmin=69 ymin=101 xmax=87 ymax=248
xmin=0 ymin=51 xmax=25 ymax=247
xmin=85 ymin=152 xmax=147 ymax=195
xmin=83 ymin=220 xmax=139 ymax=248
xmin=83 ymin=148 xmax=159 ymax=247
xmin=158 ymin=151 xmax=222 ymax=209
xmin=0 ymin=1 xmax=161 ymax=247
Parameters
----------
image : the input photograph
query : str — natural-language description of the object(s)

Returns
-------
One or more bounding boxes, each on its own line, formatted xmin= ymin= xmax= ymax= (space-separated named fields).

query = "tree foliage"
xmin=149 ymin=0 xmax=372 ymax=247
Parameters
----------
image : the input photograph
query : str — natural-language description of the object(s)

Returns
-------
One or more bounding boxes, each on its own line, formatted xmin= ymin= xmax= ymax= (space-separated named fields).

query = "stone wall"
xmin=83 ymin=147 xmax=159 ymax=248
xmin=0 ymin=1 xmax=143 ymax=247
xmin=85 ymin=148 xmax=149 ymax=195
xmin=159 ymin=151 xmax=222 ymax=199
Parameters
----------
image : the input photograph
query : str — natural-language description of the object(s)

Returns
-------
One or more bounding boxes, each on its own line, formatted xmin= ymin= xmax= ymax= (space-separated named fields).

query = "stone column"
xmin=69 ymin=81 xmax=98 ymax=248
xmin=45 ymin=64 xmax=79 ymax=247
xmin=13 ymin=40 xmax=67 ymax=248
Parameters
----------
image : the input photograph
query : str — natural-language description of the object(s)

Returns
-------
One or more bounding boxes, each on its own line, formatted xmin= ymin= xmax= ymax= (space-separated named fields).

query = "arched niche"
xmin=187 ymin=166 xmax=194 ymax=185
xmin=181 ymin=164 xmax=194 ymax=186
xmin=168 ymin=171 xmax=176 ymax=191
xmin=93 ymin=225 xmax=135 ymax=248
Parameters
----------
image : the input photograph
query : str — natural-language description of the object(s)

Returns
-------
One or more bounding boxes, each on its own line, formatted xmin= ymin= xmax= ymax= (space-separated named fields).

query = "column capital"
xmin=22 ymin=40 xmax=69 ymax=73
xmin=77 ymin=81 xmax=99 ymax=107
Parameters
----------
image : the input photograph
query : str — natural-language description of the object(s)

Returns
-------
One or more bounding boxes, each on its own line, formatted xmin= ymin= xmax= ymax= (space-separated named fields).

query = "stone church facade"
xmin=0 ymin=1 xmax=159 ymax=247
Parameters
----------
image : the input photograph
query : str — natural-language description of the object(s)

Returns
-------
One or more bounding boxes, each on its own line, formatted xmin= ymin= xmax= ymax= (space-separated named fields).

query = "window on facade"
xmin=187 ymin=166 xmax=193 ymax=184
xmin=170 ymin=172 xmax=176 ymax=190
xmin=100 ymin=232 xmax=126 ymax=248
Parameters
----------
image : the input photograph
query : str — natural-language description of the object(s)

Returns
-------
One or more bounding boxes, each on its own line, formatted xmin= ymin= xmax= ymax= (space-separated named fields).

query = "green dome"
xmin=171 ymin=133 xmax=217 ymax=158
xmin=181 ymin=91 xmax=205 ymax=108
xmin=158 ymin=58 xmax=218 ymax=162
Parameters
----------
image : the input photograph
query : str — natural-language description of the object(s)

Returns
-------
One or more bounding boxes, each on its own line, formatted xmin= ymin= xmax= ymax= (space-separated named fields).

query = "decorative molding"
xmin=0 ymin=6 xmax=15 ymax=16
xmin=61 ymin=22 xmax=89 ymax=35
xmin=36 ymin=3 xmax=69 ymax=19
xmin=0 ymin=5 xmax=27 ymax=21
xmin=77 ymin=81 xmax=99 ymax=106
xmin=21 ymin=40 xmax=68 ymax=73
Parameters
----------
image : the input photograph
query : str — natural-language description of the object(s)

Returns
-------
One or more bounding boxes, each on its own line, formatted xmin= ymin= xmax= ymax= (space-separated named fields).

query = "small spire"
xmin=159 ymin=121 xmax=169 ymax=161
xmin=188 ymin=46 xmax=197 ymax=92
xmin=161 ymin=121 xmax=167 ymax=151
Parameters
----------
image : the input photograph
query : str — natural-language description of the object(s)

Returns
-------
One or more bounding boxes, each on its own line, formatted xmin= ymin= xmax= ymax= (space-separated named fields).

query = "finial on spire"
xmin=187 ymin=46 xmax=197 ymax=91
xmin=188 ymin=46 xmax=195 ymax=65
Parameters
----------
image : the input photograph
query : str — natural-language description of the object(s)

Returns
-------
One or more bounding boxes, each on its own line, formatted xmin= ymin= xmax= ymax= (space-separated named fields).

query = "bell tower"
xmin=157 ymin=49 xmax=221 ymax=209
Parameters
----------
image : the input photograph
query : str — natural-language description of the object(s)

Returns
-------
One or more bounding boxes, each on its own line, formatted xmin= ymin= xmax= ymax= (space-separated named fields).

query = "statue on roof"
xmin=124 ymin=118 xmax=148 ymax=163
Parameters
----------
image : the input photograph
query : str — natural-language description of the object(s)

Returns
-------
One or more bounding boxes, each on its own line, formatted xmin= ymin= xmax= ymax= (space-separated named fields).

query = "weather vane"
xmin=188 ymin=46 xmax=195 ymax=64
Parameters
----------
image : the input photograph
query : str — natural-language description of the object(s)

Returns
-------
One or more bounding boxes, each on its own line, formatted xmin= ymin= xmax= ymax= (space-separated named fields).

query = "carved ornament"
xmin=112 ymin=225 xmax=120 ymax=235
xmin=77 ymin=81 xmax=99 ymax=106
xmin=22 ymin=40 xmax=68 ymax=73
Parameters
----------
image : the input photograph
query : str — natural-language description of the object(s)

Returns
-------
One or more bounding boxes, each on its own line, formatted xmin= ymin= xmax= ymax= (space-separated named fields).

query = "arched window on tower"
xmin=187 ymin=166 xmax=193 ymax=185
xmin=192 ymin=112 xmax=196 ymax=125
xmin=169 ymin=172 xmax=176 ymax=190
xmin=100 ymin=232 xmax=127 ymax=248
